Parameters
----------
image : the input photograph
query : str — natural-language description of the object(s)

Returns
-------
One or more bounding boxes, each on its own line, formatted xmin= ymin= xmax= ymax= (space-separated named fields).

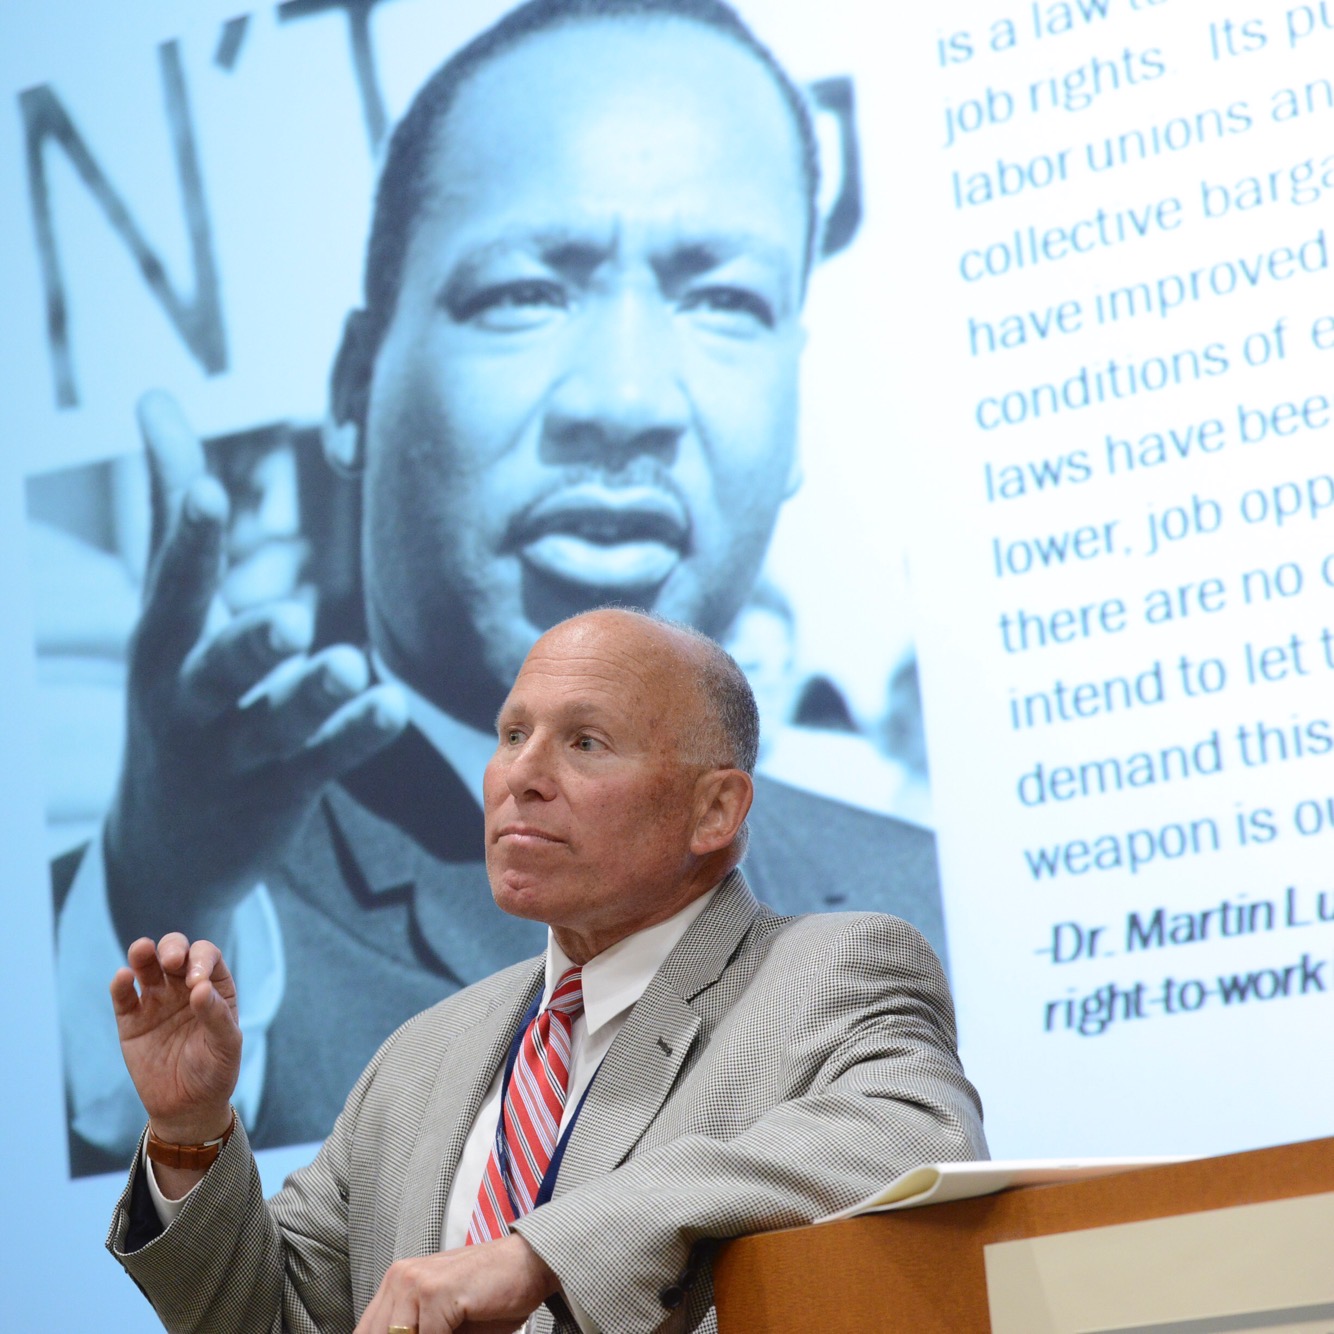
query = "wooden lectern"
xmin=713 ymin=1136 xmax=1334 ymax=1331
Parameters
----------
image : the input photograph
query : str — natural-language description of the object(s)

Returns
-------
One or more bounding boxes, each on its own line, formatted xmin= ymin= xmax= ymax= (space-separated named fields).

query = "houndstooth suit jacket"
xmin=108 ymin=870 xmax=986 ymax=1333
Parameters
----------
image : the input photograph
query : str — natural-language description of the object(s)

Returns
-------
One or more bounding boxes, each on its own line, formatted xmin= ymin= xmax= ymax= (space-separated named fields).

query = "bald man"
xmin=106 ymin=609 xmax=983 ymax=1334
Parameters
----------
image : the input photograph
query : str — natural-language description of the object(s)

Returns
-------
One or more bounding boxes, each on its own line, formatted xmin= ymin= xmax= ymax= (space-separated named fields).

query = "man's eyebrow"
xmin=445 ymin=229 xmax=608 ymax=271
xmin=653 ymin=236 xmax=793 ymax=286
xmin=436 ymin=231 xmax=604 ymax=302
xmin=494 ymin=702 xmax=525 ymax=732
xmin=443 ymin=227 xmax=795 ymax=282
xmin=493 ymin=696 xmax=616 ymax=727
xmin=551 ymin=697 xmax=617 ymax=728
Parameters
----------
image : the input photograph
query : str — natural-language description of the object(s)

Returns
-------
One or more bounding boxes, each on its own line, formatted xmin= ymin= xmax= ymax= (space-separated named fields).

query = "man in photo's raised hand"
xmin=106 ymin=392 xmax=409 ymax=951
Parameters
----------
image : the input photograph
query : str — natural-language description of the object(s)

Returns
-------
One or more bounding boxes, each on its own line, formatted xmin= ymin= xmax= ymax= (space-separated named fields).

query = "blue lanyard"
xmin=492 ymin=992 xmax=600 ymax=1217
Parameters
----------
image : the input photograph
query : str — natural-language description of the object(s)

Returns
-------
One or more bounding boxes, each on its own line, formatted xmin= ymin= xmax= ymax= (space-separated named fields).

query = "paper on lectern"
xmin=816 ymin=1155 xmax=1190 ymax=1222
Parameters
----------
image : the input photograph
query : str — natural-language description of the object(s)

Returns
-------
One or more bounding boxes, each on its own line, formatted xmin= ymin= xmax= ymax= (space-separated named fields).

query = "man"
xmin=108 ymin=609 xmax=985 ymax=1333
xmin=59 ymin=0 xmax=943 ymax=1169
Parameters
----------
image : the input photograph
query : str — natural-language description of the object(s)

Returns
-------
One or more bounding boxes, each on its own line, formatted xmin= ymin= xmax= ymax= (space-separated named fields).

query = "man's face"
xmin=483 ymin=611 xmax=716 ymax=953
xmin=357 ymin=17 xmax=808 ymax=724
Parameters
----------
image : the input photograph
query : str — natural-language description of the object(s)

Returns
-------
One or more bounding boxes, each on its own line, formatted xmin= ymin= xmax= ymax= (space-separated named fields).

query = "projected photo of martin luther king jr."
xmin=56 ymin=0 xmax=944 ymax=1171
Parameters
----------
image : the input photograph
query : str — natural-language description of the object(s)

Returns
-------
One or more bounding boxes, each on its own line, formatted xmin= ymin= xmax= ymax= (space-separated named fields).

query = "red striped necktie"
xmin=467 ymin=967 xmax=585 ymax=1244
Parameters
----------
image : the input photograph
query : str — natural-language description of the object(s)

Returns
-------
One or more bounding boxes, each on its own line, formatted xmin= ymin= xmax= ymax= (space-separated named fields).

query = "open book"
xmin=816 ymin=1157 xmax=1191 ymax=1223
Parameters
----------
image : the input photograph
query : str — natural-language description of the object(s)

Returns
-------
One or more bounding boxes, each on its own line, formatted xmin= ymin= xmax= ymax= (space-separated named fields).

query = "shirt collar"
xmin=544 ymin=885 xmax=720 ymax=1037
xmin=372 ymin=651 xmax=495 ymax=807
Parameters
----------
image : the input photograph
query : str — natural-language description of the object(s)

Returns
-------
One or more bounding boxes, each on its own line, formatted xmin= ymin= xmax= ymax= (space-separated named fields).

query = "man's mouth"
xmin=514 ymin=484 xmax=689 ymax=591
xmin=495 ymin=824 xmax=564 ymax=846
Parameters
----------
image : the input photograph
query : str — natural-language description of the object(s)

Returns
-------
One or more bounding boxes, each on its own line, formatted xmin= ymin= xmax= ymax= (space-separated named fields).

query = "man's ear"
xmin=690 ymin=770 xmax=754 ymax=857
xmin=324 ymin=309 xmax=375 ymax=476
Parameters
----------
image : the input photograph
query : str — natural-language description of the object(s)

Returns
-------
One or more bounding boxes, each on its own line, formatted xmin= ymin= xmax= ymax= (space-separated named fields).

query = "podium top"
xmin=715 ymin=1135 xmax=1334 ymax=1334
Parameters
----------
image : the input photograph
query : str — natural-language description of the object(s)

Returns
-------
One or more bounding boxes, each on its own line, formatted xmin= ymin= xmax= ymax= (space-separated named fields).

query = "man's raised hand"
xmin=111 ymin=935 xmax=241 ymax=1146
xmin=111 ymin=934 xmax=242 ymax=1197
xmin=105 ymin=391 xmax=408 ymax=947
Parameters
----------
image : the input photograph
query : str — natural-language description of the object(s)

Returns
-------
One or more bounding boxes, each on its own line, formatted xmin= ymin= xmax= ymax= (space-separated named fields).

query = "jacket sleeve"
xmin=514 ymin=913 xmax=986 ymax=1334
xmin=105 ymin=1015 xmax=412 ymax=1334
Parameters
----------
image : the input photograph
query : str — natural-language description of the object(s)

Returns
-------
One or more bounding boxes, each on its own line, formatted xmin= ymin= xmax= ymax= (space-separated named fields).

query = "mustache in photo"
xmin=502 ymin=458 xmax=694 ymax=552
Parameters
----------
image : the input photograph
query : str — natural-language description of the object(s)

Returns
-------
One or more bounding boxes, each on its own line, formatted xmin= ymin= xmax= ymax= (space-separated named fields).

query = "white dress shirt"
xmin=440 ymin=886 xmax=718 ymax=1249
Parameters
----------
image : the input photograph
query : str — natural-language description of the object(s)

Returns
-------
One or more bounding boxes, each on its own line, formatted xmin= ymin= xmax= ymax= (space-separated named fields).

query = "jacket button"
xmin=659 ymin=1283 xmax=685 ymax=1309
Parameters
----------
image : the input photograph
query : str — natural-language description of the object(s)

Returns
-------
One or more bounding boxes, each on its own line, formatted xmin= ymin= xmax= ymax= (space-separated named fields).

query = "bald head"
xmin=483 ymin=608 xmax=756 ymax=961
xmin=574 ymin=610 xmax=759 ymax=773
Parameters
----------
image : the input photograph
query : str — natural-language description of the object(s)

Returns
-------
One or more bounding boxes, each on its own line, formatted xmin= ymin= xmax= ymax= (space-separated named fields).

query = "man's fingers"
xmin=134 ymin=386 xmax=227 ymax=690
xmin=357 ymin=1246 xmax=544 ymax=1334
xmin=352 ymin=1283 xmax=391 ymax=1334
xmin=188 ymin=975 xmax=242 ymax=1047
xmin=355 ymin=1263 xmax=430 ymax=1334
xmin=139 ymin=390 xmax=209 ymax=554
xmin=224 ymin=674 xmax=406 ymax=783
xmin=127 ymin=937 xmax=169 ymax=992
xmin=185 ymin=938 xmax=236 ymax=998
xmin=156 ymin=931 xmax=191 ymax=975
xmin=288 ymin=683 xmax=410 ymax=795
xmin=179 ymin=603 xmax=314 ymax=726
xmin=133 ymin=473 xmax=229 ymax=689
xmin=125 ymin=935 xmax=162 ymax=969
xmin=220 ymin=645 xmax=377 ymax=772
xmin=109 ymin=967 xmax=141 ymax=1018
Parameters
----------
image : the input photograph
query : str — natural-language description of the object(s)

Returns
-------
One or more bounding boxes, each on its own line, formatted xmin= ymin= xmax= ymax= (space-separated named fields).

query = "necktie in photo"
xmin=468 ymin=967 xmax=585 ymax=1244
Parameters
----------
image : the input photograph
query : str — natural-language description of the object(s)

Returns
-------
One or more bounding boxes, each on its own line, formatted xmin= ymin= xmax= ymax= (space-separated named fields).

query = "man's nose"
xmin=543 ymin=287 xmax=690 ymax=460
xmin=505 ymin=734 xmax=558 ymax=802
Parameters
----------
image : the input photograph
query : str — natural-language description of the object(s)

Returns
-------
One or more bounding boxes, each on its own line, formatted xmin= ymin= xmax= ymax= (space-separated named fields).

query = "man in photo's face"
xmin=355 ymin=16 xmax=809 ymax=729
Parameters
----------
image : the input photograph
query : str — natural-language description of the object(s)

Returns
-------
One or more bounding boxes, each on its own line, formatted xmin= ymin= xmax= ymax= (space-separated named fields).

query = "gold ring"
xmin=387 ymin=1326 xmax=417 ymax=1334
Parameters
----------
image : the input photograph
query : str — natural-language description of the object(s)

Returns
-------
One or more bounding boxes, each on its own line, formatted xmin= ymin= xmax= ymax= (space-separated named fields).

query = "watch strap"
xmin=145 ymin=1108 xmax=237 ymax=1171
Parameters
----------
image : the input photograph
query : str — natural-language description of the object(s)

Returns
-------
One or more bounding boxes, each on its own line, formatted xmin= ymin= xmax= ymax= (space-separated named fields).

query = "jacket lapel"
xmin=551 ymin=871 xmax=761 ymax=1195
xmin=394 ymin=961 xmax=545 ymax=1258
xmin=323 ymin=725 xmax=546 ymax=982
